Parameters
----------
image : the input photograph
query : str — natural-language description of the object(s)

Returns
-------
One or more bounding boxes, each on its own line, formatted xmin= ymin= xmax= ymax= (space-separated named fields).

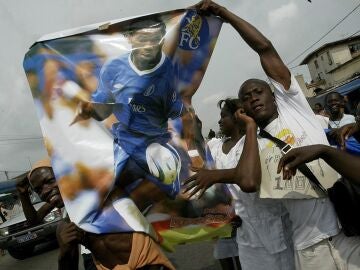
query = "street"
xmin=0 ymin=241 xmax=222 ymax=270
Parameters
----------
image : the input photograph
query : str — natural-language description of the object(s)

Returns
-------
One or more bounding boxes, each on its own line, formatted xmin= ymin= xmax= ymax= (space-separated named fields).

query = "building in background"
xmin=300 ymin=35 xmax=360 ymax=111
xmin=300 ymin=35 xmax=360 ymax=91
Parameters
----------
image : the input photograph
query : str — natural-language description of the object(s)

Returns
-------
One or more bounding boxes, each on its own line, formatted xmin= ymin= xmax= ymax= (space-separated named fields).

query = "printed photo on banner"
xmin=23 ymin=9 xmax=233 ymax=248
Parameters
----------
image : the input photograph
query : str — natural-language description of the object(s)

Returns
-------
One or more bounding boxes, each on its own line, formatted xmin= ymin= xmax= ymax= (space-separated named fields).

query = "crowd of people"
xmin=12 ymin=0 xmax=360 ymax=269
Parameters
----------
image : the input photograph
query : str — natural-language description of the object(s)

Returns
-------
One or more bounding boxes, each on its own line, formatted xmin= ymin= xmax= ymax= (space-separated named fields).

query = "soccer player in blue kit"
xmin=77 ymin=18 xmax=186 ymax=199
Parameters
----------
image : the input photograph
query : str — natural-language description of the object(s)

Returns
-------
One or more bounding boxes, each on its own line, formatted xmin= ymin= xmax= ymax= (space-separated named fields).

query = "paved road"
xmin=0 ymin=241 xmax=222 ymax=270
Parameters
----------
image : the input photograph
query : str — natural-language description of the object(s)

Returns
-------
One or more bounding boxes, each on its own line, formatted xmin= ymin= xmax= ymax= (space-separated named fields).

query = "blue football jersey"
xmin=92 ymin=53 xmax=183 ymax=149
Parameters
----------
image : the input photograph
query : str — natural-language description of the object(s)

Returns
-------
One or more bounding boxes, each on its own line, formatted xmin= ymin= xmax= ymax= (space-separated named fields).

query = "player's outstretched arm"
xmin=71 ymin=101 xmax=113 ymax=125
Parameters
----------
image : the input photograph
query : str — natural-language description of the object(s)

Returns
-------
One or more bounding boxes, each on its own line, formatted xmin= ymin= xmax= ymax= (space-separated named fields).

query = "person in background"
xmin=208 ymin=128 xmax=216 ymax=140
xmin=325 ymin=92 xmax=355 ymax=129
xmin=22 ymin=159 xmax=176 ymax=269
xmin=313 ymin=102 xmax=329 ymax=129
xmin=16 ymin=160 xmax=96 ymax=270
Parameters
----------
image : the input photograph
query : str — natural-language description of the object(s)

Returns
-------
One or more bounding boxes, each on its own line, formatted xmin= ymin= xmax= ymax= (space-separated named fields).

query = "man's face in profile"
xmin=29 ymin=167 xmax=64 ymax=208
xmin=129 ymin=26 xmax=164 ymax=65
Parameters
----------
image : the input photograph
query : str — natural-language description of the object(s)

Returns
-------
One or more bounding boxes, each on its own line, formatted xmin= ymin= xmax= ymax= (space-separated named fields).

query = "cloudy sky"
xmin=0 ymin=0 xmax=359 ymax=172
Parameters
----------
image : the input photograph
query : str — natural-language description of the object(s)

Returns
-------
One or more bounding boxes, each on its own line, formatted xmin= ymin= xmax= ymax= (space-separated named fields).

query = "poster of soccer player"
xmin=23 ymin=8 xmax=232 ymax=246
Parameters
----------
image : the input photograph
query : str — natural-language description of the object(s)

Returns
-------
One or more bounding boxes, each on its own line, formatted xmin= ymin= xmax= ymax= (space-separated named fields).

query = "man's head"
xmin=238 ymin=79 xmax=277 ymax=127
xmin=127 ymin=18 xmax=166 ymax=69
xmin=217 ymin=98 xmax=243 ymax=136
xmin=314 ymin=103 xmax=324 ymax=114
xmin=28 ymin=160 xmax=63 ymax=208
xmin=325 ymin=92 xmax=345 ymax=116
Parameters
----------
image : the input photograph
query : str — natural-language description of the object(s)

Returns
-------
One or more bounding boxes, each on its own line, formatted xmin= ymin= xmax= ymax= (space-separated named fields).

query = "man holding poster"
xmin=187 ymin=1 xmax=360 ymax=270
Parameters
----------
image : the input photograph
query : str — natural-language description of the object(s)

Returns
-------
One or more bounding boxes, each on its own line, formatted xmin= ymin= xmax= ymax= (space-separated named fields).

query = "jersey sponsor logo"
xmin=179 ymin=10 xmax=209 ymax=50
xmin=143 ymin=84 xmax=155 ymax=96
xmin=130 ymin=103 xmax=146 ymax=113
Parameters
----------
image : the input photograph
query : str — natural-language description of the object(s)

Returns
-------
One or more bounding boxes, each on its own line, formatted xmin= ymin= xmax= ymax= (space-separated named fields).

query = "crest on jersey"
xmin=143 ymin=84 xmax=155 ymax=96
xmin=179 ymin=10 xmax=209 ymax=50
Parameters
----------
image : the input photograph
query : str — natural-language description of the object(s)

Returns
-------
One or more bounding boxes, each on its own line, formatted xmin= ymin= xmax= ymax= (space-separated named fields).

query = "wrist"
xmin=318 ymin=145 xmax=332 ymax=159
xmin=245 ymin=122 xmax=257 ymax=131
xmin=216 ymin=6 xmax=227 ymax=16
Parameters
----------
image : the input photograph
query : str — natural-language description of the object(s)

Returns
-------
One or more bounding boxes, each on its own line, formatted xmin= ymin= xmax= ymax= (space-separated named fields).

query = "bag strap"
xmin=259 ymin=129 xmax=328 ymax=195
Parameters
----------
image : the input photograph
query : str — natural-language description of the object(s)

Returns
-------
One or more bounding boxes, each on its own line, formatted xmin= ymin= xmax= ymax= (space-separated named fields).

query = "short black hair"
xmin=238 ymin=78 xmax=271 ymax=98
xmin=325 ymin=91 xmax=344 ymax=105
xmin=217 ymin=98 xmax=242 ymax=115
xmin=128 ymin=17 xmax=166 ymax=36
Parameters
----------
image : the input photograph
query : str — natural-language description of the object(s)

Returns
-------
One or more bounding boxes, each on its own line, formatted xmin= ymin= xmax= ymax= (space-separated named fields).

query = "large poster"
xmin=23 ymin=9 xmax=233 ymax=248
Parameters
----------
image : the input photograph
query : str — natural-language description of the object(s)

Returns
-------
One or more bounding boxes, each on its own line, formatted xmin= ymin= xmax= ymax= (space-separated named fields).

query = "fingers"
xmin=277 ymin=153 xmax=294 ymax=174
xmin=188 ymin=185 xmax=202 ymax=198
xmin=278 ymin=153 xmax=297 ymax=179
xmin=282 ymin=160 xmax=298 ymax=180
xmin=282 ymin=166 xmax=296 ymax=180
xmin=183 ymin=181 xmax=198 ymax=194
xmin=183 ymin=173 xmax=198 ymax=185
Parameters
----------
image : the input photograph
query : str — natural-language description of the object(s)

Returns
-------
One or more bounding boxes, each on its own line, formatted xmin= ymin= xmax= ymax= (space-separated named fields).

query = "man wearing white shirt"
xmin=326 ymin=92 xmax=355 ymax=129
xmin=189 ymin=1 xmax=360 ymax=269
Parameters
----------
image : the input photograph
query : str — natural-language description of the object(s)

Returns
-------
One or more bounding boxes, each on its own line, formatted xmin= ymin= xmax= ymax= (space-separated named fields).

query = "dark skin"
xmin=328 ymin=103 xmax=360 ymax=149
xmin=16 ymin=167 xmax=63 ymax=226
xmin=29 ymin=167 xmax=64 ymax=209
xmin=184 ymin=108 xmax=260 ymax=196
xmin=218 ymin=107 xmax=244 ymax=154
xmin=185 ymin=0 xmax=291 ymax=194
xmin=325 ymin=93 xmax=347 ymax=142
xmin=57 ymin=221 xmax=81 ymax=270
xmin=21 ymin=165 xmax=167 ymax=269
xmin=16 ymin=176 xmax=54 ymax=226
xmin=239 ymin=80 xmax=278 ymax=129
xmin=326 ymin=93 xmax=345 ymax=122
xmin=80 ymin=179 xmax=170 ymax=269
xmin=277 ymin=144 xmax=360 ymax=185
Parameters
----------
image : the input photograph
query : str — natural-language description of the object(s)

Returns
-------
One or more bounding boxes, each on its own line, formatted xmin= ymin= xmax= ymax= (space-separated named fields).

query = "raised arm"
xmin=232 ymin=110 xmax=261 ymax=191
xmin=16 ymin=176 xmax=53 ymax=225
xmin=278 ymin=144 xmax=360 ymax=184
xmin=195 ymin=0 xmax=290 ymax=89
xmin=70 ymin=101 xmax=113 ymax=125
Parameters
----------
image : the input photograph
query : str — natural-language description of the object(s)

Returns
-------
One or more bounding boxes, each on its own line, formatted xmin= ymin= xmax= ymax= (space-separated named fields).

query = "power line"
xmin=286 ymin=2 xmax=360 ymax=66
xmin=0 ymin=137 xmax=43 ymax=142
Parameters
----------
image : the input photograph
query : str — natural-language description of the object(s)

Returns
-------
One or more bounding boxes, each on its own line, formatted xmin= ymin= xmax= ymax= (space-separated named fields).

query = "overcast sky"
xmin=0 ymin=0 xmax=359 ymax=172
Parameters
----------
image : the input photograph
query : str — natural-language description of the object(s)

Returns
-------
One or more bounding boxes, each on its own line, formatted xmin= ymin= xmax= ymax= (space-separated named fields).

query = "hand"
xmin=337 ymin=123 xmax=359 ymax=149
xmin=16 ymin=176 xmax=30 ymax=195
xmin=183 ymin=167 xmax=221 ymax=198
xmin=193 ymin=0 xmax=226 ymax=17
xmin=234 ymin=108 xmax=256 ymax=128
xmin=277 ymin=145 xmax=325 ymax=180
xmin=70 ymin=101 xmax=93 ymax=126
xmin=57 ymin=222 xmax=82 ymax=255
